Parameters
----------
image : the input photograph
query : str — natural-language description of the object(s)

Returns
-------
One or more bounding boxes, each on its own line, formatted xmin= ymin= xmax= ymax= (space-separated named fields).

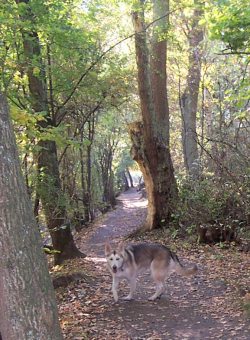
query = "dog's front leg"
xmin=112 ymin=276 xmax=120 ymax=302
xmin=123 ymin=278 xmax=136 ymax=300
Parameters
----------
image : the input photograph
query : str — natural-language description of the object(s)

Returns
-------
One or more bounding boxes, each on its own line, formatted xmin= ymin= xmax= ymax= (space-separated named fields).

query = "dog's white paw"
xmin=148 ymin=294 xmax=161 ymax=301
xmin=122 ymin=295 xmax=133 ymax=301
xmin=148 ymin=296 xmax=156 ymax=301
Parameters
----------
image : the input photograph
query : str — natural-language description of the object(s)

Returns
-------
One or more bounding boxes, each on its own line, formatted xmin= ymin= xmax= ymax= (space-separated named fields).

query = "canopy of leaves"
xmin=209 ymin=0 xmax=250 ymax=53
xmin=0 ymin=0 xmax=249 ymax=236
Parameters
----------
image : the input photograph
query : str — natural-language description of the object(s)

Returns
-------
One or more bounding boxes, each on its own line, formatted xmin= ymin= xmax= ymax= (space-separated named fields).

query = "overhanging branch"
xmin=55 ymin=5 xmax=186 ymax=114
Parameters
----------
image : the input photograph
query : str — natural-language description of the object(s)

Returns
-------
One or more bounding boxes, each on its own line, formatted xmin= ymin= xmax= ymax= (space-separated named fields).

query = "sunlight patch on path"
xmin=121 ymin=198 xmax=148 ymax=209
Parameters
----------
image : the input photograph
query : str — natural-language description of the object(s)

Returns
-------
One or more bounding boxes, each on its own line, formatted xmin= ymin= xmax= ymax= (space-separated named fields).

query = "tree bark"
xmin=180 ymin=0 xmax=204 ymax=178
xmin=126 ymin=168 xmax=134 ymax=187
xmin=122 ymin=170 xmax=130 ymax=191
xmin=131 ymin=0 xmax=177 ymax=230
xmin=87 ymin=118 xmax=95 ymax=221
xmin=150 ymin=0 xmax=170 ymax=143
xmin=0 ymin=92 xmax=63 ymax=340
xmin=15 ymin=0 xmax=83 ymax=264
xmin=80 ymin=131 xmax=90 ymax=223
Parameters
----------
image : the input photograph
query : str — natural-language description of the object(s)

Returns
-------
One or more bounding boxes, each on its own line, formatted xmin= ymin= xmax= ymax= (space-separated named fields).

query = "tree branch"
xmin=55 ymin=5 xmax=186 ymax=114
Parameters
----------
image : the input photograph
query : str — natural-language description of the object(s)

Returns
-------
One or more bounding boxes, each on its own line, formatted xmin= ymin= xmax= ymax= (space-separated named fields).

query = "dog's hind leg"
xmin=148 ymin=260 xmax=170 ymax=301
xmin=148 ymin=281 xmax=166 ymax=301
xmin=123 ymin=277 xmax=137 ymax=300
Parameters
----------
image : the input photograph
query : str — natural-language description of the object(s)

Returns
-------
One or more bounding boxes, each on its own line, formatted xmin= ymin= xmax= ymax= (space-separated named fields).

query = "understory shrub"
xmin=173 ymin=174 xmax=249 ymax=243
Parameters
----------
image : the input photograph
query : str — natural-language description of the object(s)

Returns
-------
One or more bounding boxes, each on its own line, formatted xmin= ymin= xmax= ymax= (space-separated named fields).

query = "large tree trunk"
xmin=37 ymin=139 xmax=83 ymax=264
xmin=180 ymin=0 xmax=204 ymax=178
xmin=131 ymin=1 xmax=177 ymax=230
xmin=150 ymin=0 xmax=170 ymax=143
xmin=0 ymin=92 xmax=63 ymax=340
xmin=16 ymin=0 xmax=83 ymax=264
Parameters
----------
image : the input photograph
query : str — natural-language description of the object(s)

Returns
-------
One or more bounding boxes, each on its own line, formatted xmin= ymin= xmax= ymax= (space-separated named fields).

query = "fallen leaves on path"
xmin=52 ymin=190 xmax=250 ymax=339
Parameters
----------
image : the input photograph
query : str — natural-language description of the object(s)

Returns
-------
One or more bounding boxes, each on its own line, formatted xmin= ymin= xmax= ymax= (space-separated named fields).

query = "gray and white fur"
xmin=105 ymin=242 xmax=197 ymax=302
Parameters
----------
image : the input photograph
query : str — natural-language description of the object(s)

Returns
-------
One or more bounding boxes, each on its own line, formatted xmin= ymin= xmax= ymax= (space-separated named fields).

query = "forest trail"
xmin=78 ymin=188 xmax=147 ymax=257
xmin=56 ymin=189 xmax=250 ymax=339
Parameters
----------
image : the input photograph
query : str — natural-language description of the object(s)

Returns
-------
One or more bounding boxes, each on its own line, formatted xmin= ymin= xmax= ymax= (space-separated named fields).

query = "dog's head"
xmin=105 ymin=242 xmax=125 ymax=274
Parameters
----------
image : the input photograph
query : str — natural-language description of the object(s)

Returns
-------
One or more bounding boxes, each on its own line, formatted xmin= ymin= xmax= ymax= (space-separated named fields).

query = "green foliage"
xmin=1 ymin=0 xmax=249 ymax=237
xmin=0 ymin=0 xmax=136 ymax=217
xmin=174 ymin=173 xmax=249 ymax=241
xmin=43 ymin=247 xmax=61 ymax=255
xmin=208 ymin=0 xmax=250 ymax=53
xmin=37 ymin=172 xmax=67 ymax=212
xmin=177 ymin=176 xmax=228 ymax=223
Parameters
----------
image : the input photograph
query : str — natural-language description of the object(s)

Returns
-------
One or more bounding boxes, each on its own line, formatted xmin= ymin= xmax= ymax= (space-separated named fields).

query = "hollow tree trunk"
xmin=0 ymin=92 xmax=63 ymax=340
xmin=131 ymin=1 xmax=177 ymax=230
xmin=180 ymin=0 xmax=204 ymax=178
xmin=15 ymin=0 xmax=83 ymax=264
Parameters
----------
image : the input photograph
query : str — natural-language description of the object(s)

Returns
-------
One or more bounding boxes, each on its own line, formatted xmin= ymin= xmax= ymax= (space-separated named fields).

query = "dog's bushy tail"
xmin=171 ymin=252 xmax=198 ymax=277
xmin=175 ymin=263 xmax=198 ymax=276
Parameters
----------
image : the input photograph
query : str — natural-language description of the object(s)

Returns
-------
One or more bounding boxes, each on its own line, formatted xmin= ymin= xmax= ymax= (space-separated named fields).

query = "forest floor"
xmin=52 ymin=188 xmax=250 ymax=339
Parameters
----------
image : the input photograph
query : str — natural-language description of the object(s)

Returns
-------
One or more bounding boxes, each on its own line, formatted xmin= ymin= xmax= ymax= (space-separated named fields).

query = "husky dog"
xmin=105 ymin=242 xmax=197 ymax=302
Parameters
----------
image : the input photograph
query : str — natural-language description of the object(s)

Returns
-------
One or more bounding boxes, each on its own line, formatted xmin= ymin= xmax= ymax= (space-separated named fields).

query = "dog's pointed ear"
xmin=118 ymin=241 xmax=125 ymax=253
xmin=105 ymin=242 xmax=112 ymax=255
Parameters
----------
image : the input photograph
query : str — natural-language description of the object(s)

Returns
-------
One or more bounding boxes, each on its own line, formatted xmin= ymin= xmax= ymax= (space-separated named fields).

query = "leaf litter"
xmin=50 ymin=189 xmax=249 ymax=339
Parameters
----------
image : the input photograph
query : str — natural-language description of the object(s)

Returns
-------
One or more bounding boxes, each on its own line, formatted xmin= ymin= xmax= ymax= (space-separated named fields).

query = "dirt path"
xmin=57 ymin=189 xmax=250 ymax=339
xmin=78 ymin=188 xmax=147 ymax=256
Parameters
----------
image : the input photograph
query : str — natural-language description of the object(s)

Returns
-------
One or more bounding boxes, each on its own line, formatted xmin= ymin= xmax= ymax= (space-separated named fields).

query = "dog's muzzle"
xmin=112 ymin=265 xmax=117 ymax=273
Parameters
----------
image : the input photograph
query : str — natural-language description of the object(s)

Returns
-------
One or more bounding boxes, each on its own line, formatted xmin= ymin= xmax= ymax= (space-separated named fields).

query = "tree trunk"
xmin=87 ymin=119 xmax=95 ymax=221
xmin=150 ymin=0 xmax=170 ymax=143
xmin=108 ymin=171 xmax=116 ymax=207
xmin=0 ymin=92 xmax=63 ymax=340
xmin=180 ymin=0 xmax=204 ymax=178
xmin=131 ymin=0 xmax=177 ymax=230
xmin=100 ymin=141 xmax=117 ymax=207
xmin=37 ymin=140 xmax=83 ymax=264
xmin=122 ymin=170 xmax=130 ymax=191
xmin=16 ymin=0 xmax=83 ymax=264
xmin=126 ymin=168 xmax=134 ymax=187
xmin=80 ymin=131 xmax=90 ymax=223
